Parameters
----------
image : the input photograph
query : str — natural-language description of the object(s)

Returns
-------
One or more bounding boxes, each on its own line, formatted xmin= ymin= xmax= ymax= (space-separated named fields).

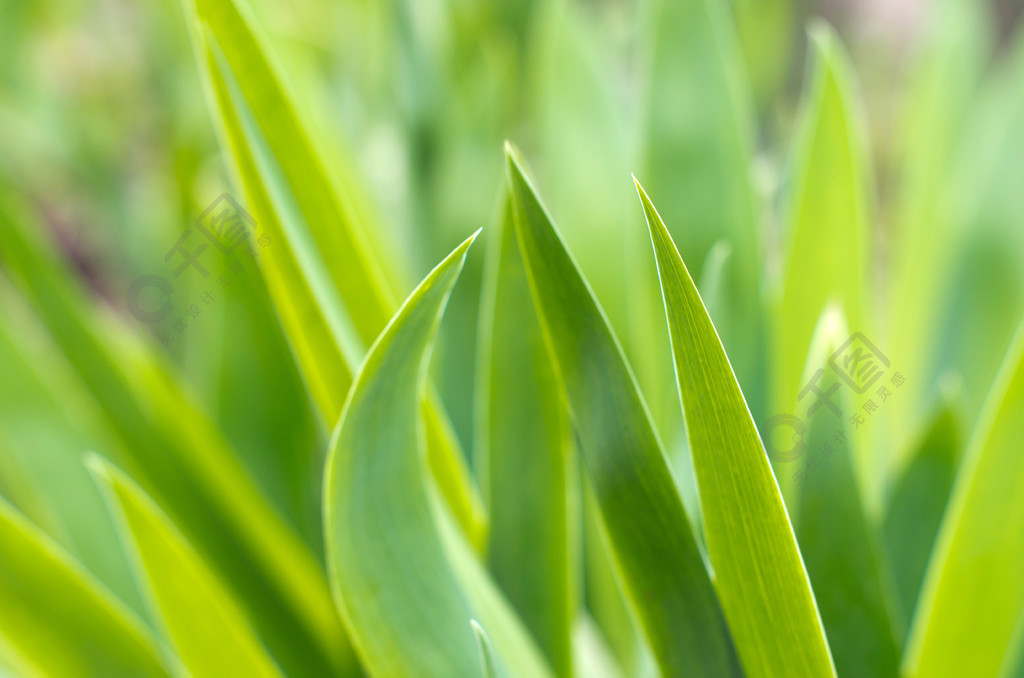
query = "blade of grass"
xmin=883 ymin=387 xmax=961 ymax=639
xmin=581 ymin=480 xmax=656 ymax=678
xmin=476 ymin=194 xmax=574 ymax=676
xmin=635 ymin=178 xmax=835 ymax=677
xmin=572 ymin=614 xmax=630 ymax=678
xmin=324 ymin=232 xmax=553 ymax=678
xmin=643 ymin=0 xmax=765 ymax=416
xmin=774 ymin=22 xmax=871 ymax=495
xmin=0 ymin=198 xmax=354 ymax=677
xmin=472 ymin=621 xmax=500 ymax=678
xmin=696 ymin=239 xmax=733 ymax=340
xmin=885 ymin=0 xmax=986 ymax=462
xmin=505 ymin=144 xmax=740 ymax=676
xmin=903 ymin=320 xmax=1024 ymax=677
xmin=186 ymin=0 xmax=485 ymax=548
xmin=0 ymin=285 xmax=146 ymax=620
xmin=88 ymin=456 xmax=283 ymax=678
xmin=906 ymin=19 xmax=1024 ymax=441
xmin=0 ymin=495 xmax=170 ymax=678
xmin=791 ymin=309 xmax=900 ymax=676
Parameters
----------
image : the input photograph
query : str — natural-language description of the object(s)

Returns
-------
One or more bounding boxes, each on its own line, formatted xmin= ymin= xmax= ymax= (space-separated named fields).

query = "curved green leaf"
xmin=505 ymin=144 xmax=739 ymax=676
xmin=476 ymin=195 xmax=574 ymax=677
xmin=88 ymin=456 xmax=283 ymax=678
xmin=0 ymin=495 xmax=170 ymax=678
xmin=635 ymin=178 xmax=835 ymax=677
xmin=0 ymin=197 xmax=353 ymax=678
xmin=904 ymin=321 xmax=1024 ymax=677
xmin=324 ymin=232 xmax=552 ymax=678
xmin=185 ymin=0 xmax=485 ymax=549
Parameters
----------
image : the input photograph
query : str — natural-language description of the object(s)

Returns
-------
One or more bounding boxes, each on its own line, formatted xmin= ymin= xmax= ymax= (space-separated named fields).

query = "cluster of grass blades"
xmin=0 ymin=0 xmax=1023 ymax=676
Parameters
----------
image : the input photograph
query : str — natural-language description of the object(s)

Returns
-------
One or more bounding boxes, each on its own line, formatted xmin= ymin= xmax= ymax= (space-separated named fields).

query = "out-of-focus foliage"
xmin=1 ymin=0 xmax=1023 ymax=676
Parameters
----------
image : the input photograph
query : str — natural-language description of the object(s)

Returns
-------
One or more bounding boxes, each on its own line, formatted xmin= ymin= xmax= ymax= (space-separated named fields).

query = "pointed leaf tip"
xmin=471 ymin=620 xmax=500 ymax=678
xmin=637 ymin=184 xmax=837 ymax=677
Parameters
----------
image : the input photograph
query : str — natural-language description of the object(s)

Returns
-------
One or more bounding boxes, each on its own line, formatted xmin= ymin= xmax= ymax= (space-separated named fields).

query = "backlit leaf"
xmin=0 ymin=494 xmax=170 ymax=678
xmin=88 ymin=456 xmax=283 ymax=678
xmin=506 ymin=144 xmax=740 ymax=676
xmin=883 ymin=390 xmax=961 ymax=637
xmin=635 ymin=178 xmax=835 ymax=677
xmin=774 ymin=23 xmax=871 ymax=495
xmin=185 ymin=0 xmax=486 ymax=549
xmin=324 ymin=232 xmax=552 ymax=678
xmin=791 ymin=309 xmax=900 ymax=676
xmin=0 ymin=196 xmax=353 ymax=678
xmin=903 ymin=321 xmax=1024 ymax=677
xmin=476 ymin=195 xmax=574 ymax=676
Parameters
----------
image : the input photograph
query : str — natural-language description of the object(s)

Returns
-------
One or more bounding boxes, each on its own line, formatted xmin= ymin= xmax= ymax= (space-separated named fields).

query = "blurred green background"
xmin=4 ymin=0 xmax=1023 ymax=457
xmin=1 ymin=0 xmax=1023 ymax=673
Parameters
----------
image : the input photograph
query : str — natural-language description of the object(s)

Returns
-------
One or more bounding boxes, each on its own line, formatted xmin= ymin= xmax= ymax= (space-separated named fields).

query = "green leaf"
xmin=475 ymin=195 xmax=574 ymax=677
xmin=883 ymin=389 xmax=961 ymax=638
xmin=185 ymin=0 xmax=486 ymax=549
xmin=0 ymin=285 xmax=146 ymax=621
xmin=643 ymin=0 xmax=765 ymax=416
xmin=696 ymin=239 xmax=733 ymax=333
xmin=791 ymin=309 xmax=901 ymax=677
xmin=899 ymin=18 xmax=1024 ymax=445
xmin=730 ymin=0 xmax=795 ymax=108
xmin=885 ymin=0 xmax=987 ymax=462
xmin=88 ymin=456 xmax=283 ymax=678
xmin=505 ymin=144 xmax=740 ymax=676
xmin=580 ymin=482 xmax=655 ymax=678
xmin=324 ymin=231 xmax=553 ymax=678
xmin=635 ymin=178 xmax=835 ymax=677
xmin=0 ymin=494 xmax=170 ymax=678
xmin=471 ymin=621 xmax=500 ymax=678
xmin=774 ymin=22 xmax=871 ymax=486
xmin=0 ymin=197 xmax=353 ymax=677
xmin=903 ymin=321 xmax=1024 ymax=677
xmin=572 ymin=613 xmax=632 ymax=678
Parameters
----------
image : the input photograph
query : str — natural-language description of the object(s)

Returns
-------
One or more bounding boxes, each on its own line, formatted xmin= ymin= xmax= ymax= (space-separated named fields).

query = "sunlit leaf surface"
xmin=904 ymin=323 xmax=1024 ymax=677
xmin=0 ymin=495 xmax=170 ymax=678
xmin=636 ymin=178 xmax=835 ymax=677
xmin=324 ymin=232 xmax=553 ymax=678
xmin=476 ymin=195 xmax=574 ymax=676
xmin=506 ymin=144 xmax=740 ymax=676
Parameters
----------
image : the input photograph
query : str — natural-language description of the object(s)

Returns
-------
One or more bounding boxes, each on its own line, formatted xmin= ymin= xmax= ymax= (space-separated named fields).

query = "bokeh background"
xmin=1 ymin=0 xmax=1023 ymax=672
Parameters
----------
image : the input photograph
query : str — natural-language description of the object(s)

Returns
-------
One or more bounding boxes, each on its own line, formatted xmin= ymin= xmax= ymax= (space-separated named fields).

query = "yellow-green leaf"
xmin=476 ymin=195 xmax=574 ymax=677
xmin=883 ymin=390 xmax=961 ymax=637
xmin=635 ymin=177 xmax=835 ymax=677
xmin=472 ymin=621 xmax=500 ymax=678
xmin=324 ymin=232 xmax=552 ymax=678
xmin=505 ymin=144 xmax=740 ymax=676
xmin=903 ymin=321 xmax=1024 ymax=677
xmin=791 ymin=310 xmax=900 ymax=677
xmin=0 ymin=199 xmax=351 ymax=677
xmin=88 ymin=456 xmax=283 ymax=678
xmin=774 ymin=23 xmax=870 ymax=484
xmin=185 ymin=0 xmax=485 ymax=550
xmin=0 ymin=495 xmax=170 ymax=678
xmin=644 ymin=0 xmax=765 ymax=415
